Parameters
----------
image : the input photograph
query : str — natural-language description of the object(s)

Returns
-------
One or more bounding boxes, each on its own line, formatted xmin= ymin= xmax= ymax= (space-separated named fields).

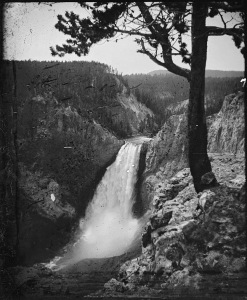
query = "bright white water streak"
xmin=47 ymin=137 xmax=151 ymax=270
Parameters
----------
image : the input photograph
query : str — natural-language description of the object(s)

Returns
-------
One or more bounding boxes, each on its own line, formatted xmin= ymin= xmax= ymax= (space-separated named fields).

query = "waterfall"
xmin=48 ymin=138 xmax=148 ymax=270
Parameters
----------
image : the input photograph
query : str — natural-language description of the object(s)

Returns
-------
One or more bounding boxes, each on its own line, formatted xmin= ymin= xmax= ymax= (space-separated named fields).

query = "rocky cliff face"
xmin=166 ymin=99 xmax=188 ymax=117
xmin=118 ymin=93 xmax=156 ymax=136
xmin=165 ymin=92 xmax=245 ymax=156
xmin=140 ymin=113 xmax=188 ymax=210
xmin=207 ymin=92 xmax=244 ymax=154
xmin=165 ymin=89 xmax=239 ymax=120
xmin=145 ymin=114 xmax=188 ymax=176
xmin=141 ymin=91 xmax=244 ymax=210
xmin=95 ymin=93 xmax=156 ymax=138
xmin=94 ymin=79 xmax=157 ymax=138
xmin=17 ymin=92 xmax=124 ymax=265
xmin=99 ymin=91 xmax=245 ymax=297
xmin=102 ymin=163 xmax=245 ymax=298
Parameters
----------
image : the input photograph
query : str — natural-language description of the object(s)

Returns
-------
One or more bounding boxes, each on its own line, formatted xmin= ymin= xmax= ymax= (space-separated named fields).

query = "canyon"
xmin=15 ymin=82 xmax=155 ymax=266
xmin=1 ymin=61 xmax=245 ymax=299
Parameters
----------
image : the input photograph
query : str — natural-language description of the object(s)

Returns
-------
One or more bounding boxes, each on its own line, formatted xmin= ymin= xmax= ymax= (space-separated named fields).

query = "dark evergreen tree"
xmin=50 ymin=2 xmax=245 ymax=192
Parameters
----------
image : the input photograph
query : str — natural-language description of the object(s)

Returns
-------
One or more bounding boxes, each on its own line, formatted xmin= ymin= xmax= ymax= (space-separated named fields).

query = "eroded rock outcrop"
xmin=100 ymin=156 xmax=245 ymax=297
xmin=208 ymin=92 xmax=244 ymax=154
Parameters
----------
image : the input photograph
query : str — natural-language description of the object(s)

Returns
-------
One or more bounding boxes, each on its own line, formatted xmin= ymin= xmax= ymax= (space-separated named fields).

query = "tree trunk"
xmin=188 ymin=3 xmax=215 ymax=193
xmin=12 ymin=60 xmax=20 ymax=262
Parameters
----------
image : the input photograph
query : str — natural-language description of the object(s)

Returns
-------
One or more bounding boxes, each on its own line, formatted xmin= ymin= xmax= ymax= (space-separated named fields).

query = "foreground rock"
xmin=98 ymin=152 xmax=246 ymax=298
xmin=2 ymin=245 xmax=142 ymax=299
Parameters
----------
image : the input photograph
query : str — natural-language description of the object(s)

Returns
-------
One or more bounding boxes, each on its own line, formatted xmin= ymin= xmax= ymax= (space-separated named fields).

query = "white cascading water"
xmin=47 ymin=138 xmax=148 ymax=270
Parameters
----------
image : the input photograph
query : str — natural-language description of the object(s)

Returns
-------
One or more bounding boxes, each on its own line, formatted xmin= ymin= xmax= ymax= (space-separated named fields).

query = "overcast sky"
xmin=4 ymin=2 xmax=245 ymax=75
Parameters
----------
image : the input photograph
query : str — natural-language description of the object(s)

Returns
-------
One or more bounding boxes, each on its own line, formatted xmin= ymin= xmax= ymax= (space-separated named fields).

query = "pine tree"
xmin=50 ymin=2 xmax=245 ymax=192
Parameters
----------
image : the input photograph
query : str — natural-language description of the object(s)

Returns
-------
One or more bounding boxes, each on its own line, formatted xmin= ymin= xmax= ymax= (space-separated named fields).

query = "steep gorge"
xmin=2 ymin=74 xmax=245 ymax=299
xmin=98 ymin=91 xmax=246 ymax=298
xmin=2 ymin=60 xmax=157 ymax=267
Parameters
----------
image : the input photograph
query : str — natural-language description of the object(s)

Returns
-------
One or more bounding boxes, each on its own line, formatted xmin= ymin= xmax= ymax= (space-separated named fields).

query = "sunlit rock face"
xmin=145 ymin=113 xmax=188 ymax=176
xmin=207 ymin=92 xmax=244 ymax=155
xmin=141 ymin=113 xmax=188 ymax=210
xmin=95 ymin=93 xmax=157 ymax=138
xmin=117 ymin=93 xmax=157 ymax=136
xmin=166 ymin=99 xmax=189 ymax=117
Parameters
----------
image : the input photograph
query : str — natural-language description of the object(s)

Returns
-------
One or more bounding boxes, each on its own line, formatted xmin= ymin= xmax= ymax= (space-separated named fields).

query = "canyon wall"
xmin=207 ymin=92 xmax=244 ymax=154
xmin=141 ymin=91 xmax=244 ymax=209
xmin=94 ymin=91 xmax=157 ymax=138
xmin=101 ymin=91 xmax=246 ymax=297
xmin=17 ymin=92 xmax=125 ymax=265
xmin=7 ymin=58 xmax=157 ymax=266
xmin=166 ymin=99 xmax=188 ymax=117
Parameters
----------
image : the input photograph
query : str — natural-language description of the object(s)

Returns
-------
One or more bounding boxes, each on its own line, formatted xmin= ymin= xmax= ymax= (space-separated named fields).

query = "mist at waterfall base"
xmin=47 ymin=139 xmax=149 ymax=270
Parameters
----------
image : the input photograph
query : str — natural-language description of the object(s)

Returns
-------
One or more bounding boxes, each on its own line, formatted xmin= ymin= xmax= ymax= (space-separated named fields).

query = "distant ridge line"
xmin=148 ymin=69 xmax=244 ymax=78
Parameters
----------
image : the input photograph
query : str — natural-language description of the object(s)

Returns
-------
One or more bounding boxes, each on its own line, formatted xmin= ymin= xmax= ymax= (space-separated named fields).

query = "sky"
xmin=3 ymin=2 xmax=245 ymax=75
